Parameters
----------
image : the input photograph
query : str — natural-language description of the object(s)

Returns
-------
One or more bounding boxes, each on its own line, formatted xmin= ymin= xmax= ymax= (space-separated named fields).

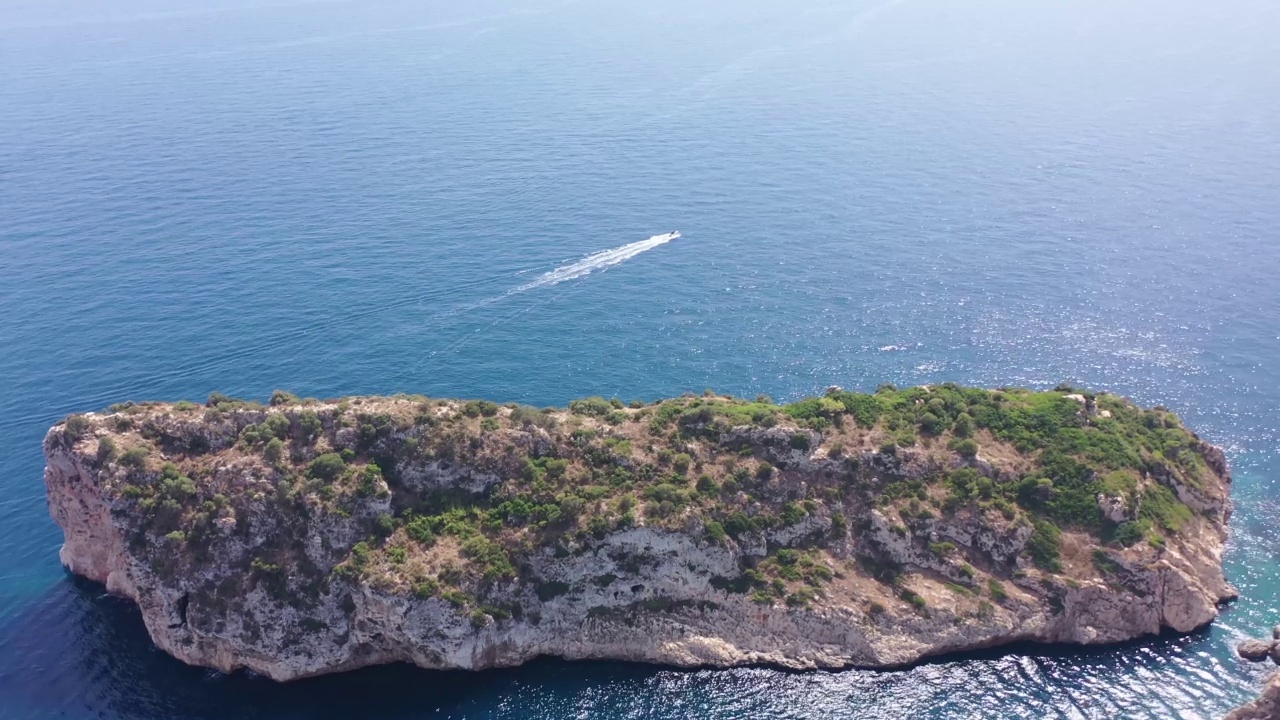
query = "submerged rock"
xmin=44 ymin=386 xmax=1235 ymax=681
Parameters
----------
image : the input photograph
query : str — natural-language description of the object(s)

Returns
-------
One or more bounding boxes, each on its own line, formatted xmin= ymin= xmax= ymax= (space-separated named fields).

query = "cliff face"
xmin=44 ymin=386 xmax=1235 ymax=681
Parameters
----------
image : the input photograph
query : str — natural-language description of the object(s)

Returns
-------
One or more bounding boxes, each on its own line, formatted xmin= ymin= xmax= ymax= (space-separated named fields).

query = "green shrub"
xmin=645 ymin=483 xmax=690 ymax=506
xmin=1026 ymin=520 xmax=1062 ymax=572
xmin=830 ymin=512 xmax=848 ymax=536
xmin=557 ymin=495 xmax=584 ymax=520
xmin=441 ymin=589 xmax=469 ymax=607
xmin=568 ymin=397 xmax=614 ymax=418
xmin=263 ymin=437 xmax=285 ymax=464
xmin=510 ymin=405 xmax=556 ymax=430
xmin=470 ymin=608 xmax=491 ymax=628
xmin=412 ymin=579 xmax=439 ymax=599
xmin=406 ymin=516 xmax=436 ymax=545
xmin=263 ymin=413 xmax=291 ymax=439
xmin=463 ymin=400 xmax=500 ymax=418
xmin=485 ymin=604 xmax=514 ymax=621
xmin=1111 ymin=520 xmax=1145 ymax=546
xmin=461 ymin=536 xmax=515 ymax=580
xmin=779 ymin=502 xmax=806 ymax=525
xmin=307 ymin=453 xmax=346 ymax=482
xmin=704 ymin=520 xmax=727 ymax=543
xmin=64 ymin=414 xmax=91 ymax=439
xmin=96 ymin=437 xmax=118 ymax=463
xmin=786 ymin=588 xmax=816 ymax=607
xmin=950 ymin=438 xmax=979 ymax=459
xmin=929 ymin=541 xmax=957 ymax=557
xmin=375 ymin=513 xmax=396 ymax=537
xmin=269 ymin=390 xmax=299 ymax=406
xmin=587 ymin=515 xmax=610 ymax=538
xmin=350 ymin=541 xmax=371 ymax=567
xmin=920 ymin=412 xmax=946 ymax=436
xmin=1098 ymin=470 xmax=1137 ymax=498
xmin=296 ymin=411 xmax=322 ymax=443
xmin=207 ymin=391 xmax=233 ymax=407
xmin=120 ymin=446 xmax=149 ymax=470
xmin=988 ymin=579 xmax=1008 ymax=602
xmin=672 ymin=453 xmax=692 ymax=474
xmin=1139 ymin=484 xmax=1193 ymax=533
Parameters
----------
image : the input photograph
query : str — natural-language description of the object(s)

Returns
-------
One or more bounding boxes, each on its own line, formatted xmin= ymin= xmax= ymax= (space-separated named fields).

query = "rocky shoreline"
xmin=1230 ymin=628 xmax=1280 ymax=719
xmin=44 ymin=386 xmax=1235 ymax=681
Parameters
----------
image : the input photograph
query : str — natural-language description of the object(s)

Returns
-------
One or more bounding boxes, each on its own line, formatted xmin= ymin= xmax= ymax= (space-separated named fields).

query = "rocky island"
xmin=44 ymin=384 xmax=1235 ymax=681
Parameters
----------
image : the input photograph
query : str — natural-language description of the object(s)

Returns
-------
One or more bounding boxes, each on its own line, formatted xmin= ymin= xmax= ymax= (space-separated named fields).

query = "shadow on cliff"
xmin=0 ymin=573 xmax=1239 ymax=720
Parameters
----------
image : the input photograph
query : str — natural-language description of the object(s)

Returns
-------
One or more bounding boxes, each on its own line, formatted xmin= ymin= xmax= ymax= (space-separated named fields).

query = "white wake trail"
xmin=409 ymin=231 xmax=681 ymax=370
xmin=508 ymin=231 xmax=680 ymax=296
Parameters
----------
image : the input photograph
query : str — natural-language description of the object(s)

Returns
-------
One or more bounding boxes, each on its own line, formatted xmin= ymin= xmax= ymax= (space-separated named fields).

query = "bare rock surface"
xmin=1241 ymin=639 xmax=1279 ymax=662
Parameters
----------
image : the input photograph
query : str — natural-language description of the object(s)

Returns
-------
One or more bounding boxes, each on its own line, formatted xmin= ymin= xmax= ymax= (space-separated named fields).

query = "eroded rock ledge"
xmin=45 ymin=385 xmax=1235 ymax=681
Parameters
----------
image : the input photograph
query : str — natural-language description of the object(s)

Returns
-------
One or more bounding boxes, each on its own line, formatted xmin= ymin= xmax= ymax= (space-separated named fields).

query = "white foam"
xmin=509 ymin=232 xmax=679 ymax=295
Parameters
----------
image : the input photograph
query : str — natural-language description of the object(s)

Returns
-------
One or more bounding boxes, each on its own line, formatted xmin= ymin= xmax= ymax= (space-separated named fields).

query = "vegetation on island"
xmin=57 ymin=382 xmax=1223 ymax=629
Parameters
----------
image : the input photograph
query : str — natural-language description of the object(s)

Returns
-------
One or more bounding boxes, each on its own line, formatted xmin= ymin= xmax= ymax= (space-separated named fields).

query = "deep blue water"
xmin=2 ymin=0 xmax=1279 ymax=717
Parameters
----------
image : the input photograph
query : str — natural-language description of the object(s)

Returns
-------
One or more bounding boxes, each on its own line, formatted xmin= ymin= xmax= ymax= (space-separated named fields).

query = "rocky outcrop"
xmin=1240 ymin=638 xmax=1277 ymax=662
xmin=1226 ymin=674 xmax=1280 ymax=720
xmin=1229 ymin=628 xmax=1280 ymax=719
xmin=44 ymin=387 xmax=1236 ymax=681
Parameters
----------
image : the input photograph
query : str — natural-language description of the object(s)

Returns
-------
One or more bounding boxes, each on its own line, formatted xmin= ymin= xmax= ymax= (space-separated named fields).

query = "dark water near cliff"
xmin=2 ymin=0 xmax=1279 ymax=717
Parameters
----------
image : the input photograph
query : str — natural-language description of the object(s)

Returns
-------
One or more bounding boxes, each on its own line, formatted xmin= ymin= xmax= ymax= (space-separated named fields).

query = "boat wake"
xmin=410 ymin=231 xmax=682 ymax=364
xmin=508 ymin=231 xmax=680 ymax=296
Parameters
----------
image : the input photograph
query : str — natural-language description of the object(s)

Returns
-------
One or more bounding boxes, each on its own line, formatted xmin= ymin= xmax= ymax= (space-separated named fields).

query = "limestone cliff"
xmin=44 ymin=385 xmax=1235 ymax=681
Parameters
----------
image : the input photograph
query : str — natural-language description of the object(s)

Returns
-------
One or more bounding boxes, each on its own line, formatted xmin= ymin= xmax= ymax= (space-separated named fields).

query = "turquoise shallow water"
xmin=2 ymin=0 xmax=1279 ymax=717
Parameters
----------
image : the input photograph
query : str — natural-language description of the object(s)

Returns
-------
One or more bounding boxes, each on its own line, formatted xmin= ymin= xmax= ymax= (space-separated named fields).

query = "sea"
xmin=1 ymin=0 xmax=1278 ymax=717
